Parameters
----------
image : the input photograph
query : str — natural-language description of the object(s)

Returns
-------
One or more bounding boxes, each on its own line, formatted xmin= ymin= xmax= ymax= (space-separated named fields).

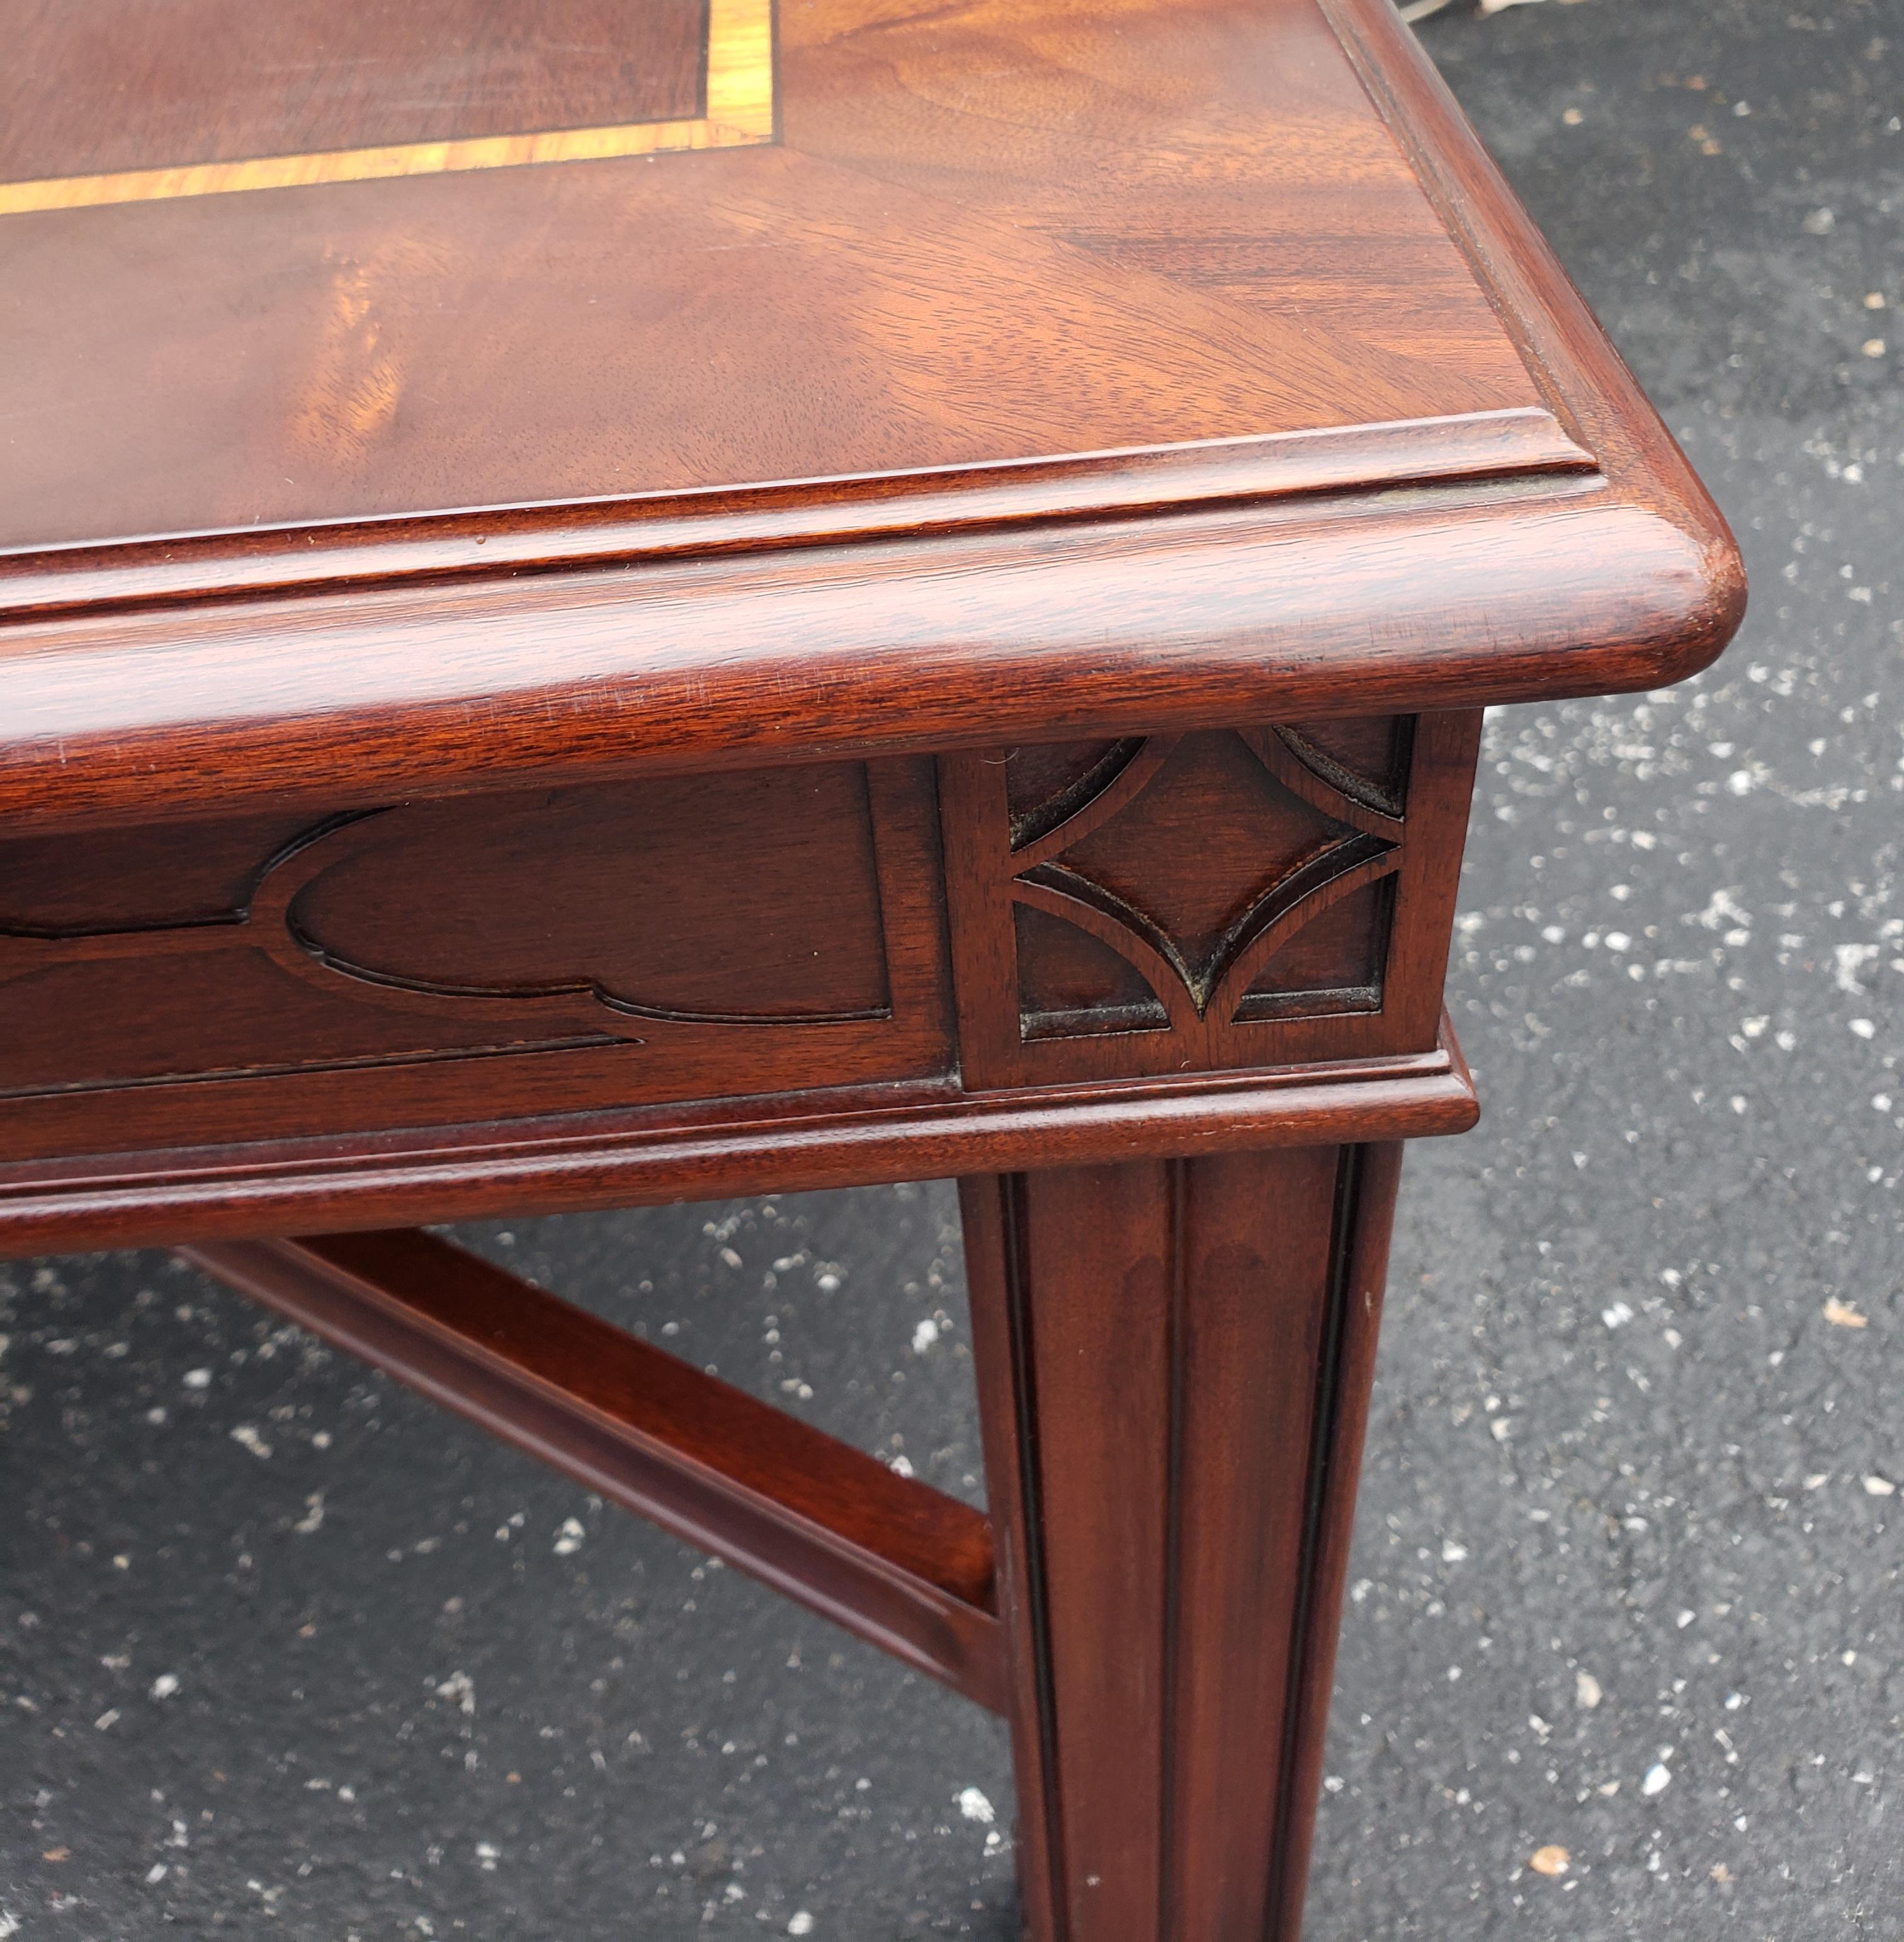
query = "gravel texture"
xmin=3 ymin=0 xmax=1899 ymax=1934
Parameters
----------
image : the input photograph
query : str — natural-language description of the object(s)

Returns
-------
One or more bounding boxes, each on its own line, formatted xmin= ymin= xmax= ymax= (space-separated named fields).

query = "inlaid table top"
xmin=12 ymin=0 xmax=1552 ymax=542
xmin=0 ymin=0 xmax=1740 ymax=830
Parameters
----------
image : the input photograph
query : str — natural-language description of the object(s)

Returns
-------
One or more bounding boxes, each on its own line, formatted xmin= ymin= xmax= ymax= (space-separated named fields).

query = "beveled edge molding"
xmin=0 ymin=1017 xmax=1477 ymax=1258
xmin=0 ymin=0 xmax=776 ymax=217
xmin=0 ymin=483 xmax=1732 ymax=838
xmin=0 ymin=407 xmax=1592 ymax=620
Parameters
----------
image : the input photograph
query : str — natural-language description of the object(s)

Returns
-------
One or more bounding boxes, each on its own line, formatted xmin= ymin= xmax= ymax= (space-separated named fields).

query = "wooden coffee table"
xmin=0 ymin=0 xmax=1742 ymax=1931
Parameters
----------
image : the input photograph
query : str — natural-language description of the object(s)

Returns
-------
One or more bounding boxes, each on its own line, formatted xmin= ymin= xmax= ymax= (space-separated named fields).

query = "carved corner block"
xmin=938 ymin=713 xmax=1483 ymax=1090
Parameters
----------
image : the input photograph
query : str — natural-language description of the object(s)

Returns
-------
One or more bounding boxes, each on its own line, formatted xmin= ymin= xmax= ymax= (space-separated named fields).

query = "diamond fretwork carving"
xmin=1006 ymin=727 xmax=1407 ymax=1035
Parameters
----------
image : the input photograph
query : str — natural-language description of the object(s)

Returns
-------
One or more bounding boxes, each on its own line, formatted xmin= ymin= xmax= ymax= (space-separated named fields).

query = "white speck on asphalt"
xmin=434 ymin=1672 xmax=475 ymax=1715
xmin=1833 ymin=943 xmax=1879 ymax=992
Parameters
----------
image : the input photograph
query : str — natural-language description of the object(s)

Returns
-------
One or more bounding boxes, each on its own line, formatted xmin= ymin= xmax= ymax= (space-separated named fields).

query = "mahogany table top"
xmin=0 ymin=0 xmax=1742 ymax=827
xmin=7 ymin=0 xmax=1551 ymax=544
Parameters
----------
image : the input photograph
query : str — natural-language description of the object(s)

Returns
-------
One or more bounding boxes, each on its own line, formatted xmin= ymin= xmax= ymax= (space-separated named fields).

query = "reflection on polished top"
xmin=2 ymin=0 xmax=1556 ymax=552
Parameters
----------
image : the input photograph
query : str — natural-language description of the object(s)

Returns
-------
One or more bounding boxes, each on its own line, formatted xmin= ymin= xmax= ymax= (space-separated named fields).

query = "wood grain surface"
xmin=0 ymin=1019 xmax=1477 ymax=1257
xmin=0 ymin=0 xmax=1742 ymax=822
xmin=1 ymin=0 xmax=775 ymax=214
xmin=961 ymin=1142 xmax=1408 ymax=1939
xmin=940 ymin=712 xmax=1483 ymax=1085
xmin=183 ymin=1229 xmax=1007 ymax=1709
xmin=3 ymin=0 xmax=711 ymax=183
xmin=0 ymin=758 xmax=955 ymax=1162
xmin=2 ymin=0 xmax=1543 ymax=548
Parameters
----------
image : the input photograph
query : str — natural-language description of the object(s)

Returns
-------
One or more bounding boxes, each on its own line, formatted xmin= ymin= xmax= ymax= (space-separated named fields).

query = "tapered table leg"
xmin=961 ymin=1142 xmax=1405 ymax=1941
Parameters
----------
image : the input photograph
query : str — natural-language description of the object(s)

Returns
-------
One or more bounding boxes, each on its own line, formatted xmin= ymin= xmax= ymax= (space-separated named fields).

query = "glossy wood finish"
xmin=2 ymin=0 xmax=1540 ymax=550
xmin=962 ymin=1144 xmax=1405 ymax=1940
xmin=0 ymin=407 xmax=1589 ymax=619
xmin=184 ymin=1229 xmax=1006 ymax=1709
xmin=0 ymin=491 xmax=1733 ymax=835
xmin=6 ymin=0 xmax=706 ymax=180
xmin=942 ymin=712 xmax=1483 ymax=1086
xmin=0 ymin=0 xmax=1738 ymax=842
xmin=0 ymin=1021 xmax=1477 ymax=1258
xmin=0 ymin=758 xmax=953 ymax=1164
xmin=0 ymin=707 xmax=1492 ymax=1196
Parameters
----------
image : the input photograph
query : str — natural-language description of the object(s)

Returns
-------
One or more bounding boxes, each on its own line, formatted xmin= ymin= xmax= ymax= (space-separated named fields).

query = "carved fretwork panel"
xmin=0 ymin=759 xmax=953 ymax=1163
xmin=1238 ymin=877 xmax=1392 ymax=1018
xmin=0 ymin=810 xmax=332 ymax=936
xmin=1013 ymin=899 xmax=1172 ymax=1040
xmin=939 ymin=714 xmax=1482 ymax=1088
xmin=288 ymin=767 xmax=893 ymax=1026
